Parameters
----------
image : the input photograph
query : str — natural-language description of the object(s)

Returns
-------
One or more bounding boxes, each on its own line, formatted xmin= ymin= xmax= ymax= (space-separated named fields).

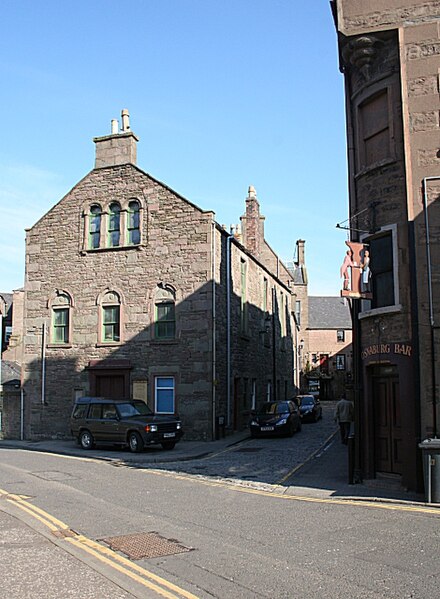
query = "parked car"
xmin=70 ymin=397 xmax=183 ymax=452
xmin=249 ymin=400 xmax=302 ymax=438
xmin=296 ymin=394 xmax=322 ymax=423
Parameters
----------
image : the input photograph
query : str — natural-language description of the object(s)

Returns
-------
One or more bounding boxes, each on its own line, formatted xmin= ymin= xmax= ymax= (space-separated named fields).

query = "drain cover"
xmin=101 ymin=531 xmax=194 ymax=560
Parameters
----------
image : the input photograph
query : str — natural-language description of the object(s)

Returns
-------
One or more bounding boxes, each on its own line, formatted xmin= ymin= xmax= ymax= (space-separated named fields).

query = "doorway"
xmin=372 ymin=365 xmax=402 ymax=475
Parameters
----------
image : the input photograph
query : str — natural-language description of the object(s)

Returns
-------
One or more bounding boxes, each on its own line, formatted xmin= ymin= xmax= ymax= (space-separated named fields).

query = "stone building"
xmin=11 ymin=111 xmax=307 ymax=441
xmin=306 ymin=297 xmax=353 ymax=400
xmin=332 ymin=1 xmax=440 ymax=492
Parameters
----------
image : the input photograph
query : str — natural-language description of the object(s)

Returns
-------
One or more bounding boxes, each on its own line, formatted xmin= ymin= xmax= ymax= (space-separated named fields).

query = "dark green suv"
xmin=70 ymin=397 xmax=183 ymax=452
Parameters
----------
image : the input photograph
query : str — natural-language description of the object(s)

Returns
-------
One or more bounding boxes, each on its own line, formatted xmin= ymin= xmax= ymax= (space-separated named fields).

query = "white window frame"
xmin=154 ymin=376 xmax=175 ymax=414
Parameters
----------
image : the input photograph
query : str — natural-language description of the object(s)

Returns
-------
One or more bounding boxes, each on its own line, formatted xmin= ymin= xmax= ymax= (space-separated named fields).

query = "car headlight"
xmin=176 ymin=422 xmax=181 ymax=430
xmin=250 ymin=420 xmax=258 ymax=426
xmin=145 ymin=424 xmax=158 ymax=433
xmin=276 ymin=418 xmax=288 ymax=426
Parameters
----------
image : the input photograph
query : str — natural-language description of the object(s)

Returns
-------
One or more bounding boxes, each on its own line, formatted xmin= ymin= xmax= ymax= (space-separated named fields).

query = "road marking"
xmin=276 ymin=431 xmax=338 ymax=484
xmin=0 ymin=487 xmax=199 ymax=599
xmin=144 ymin=470 xmax=440 ymax=515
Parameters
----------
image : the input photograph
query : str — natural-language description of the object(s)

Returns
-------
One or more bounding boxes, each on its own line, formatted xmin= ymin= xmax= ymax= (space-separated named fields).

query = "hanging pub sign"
xmin=340 ymin=240 xmax=372 ymax=300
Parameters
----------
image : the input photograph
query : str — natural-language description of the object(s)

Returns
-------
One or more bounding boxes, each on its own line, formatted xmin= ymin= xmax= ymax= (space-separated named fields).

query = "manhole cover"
xmin=101 ymin=531 xmax=194 ymax=560
xmin=234 ymin=447 xmax=263 ymax=453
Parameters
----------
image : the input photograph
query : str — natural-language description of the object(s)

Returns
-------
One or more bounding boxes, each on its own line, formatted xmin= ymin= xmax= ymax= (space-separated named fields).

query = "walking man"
xmin=334 ymin=394 xmax=354 ymax=445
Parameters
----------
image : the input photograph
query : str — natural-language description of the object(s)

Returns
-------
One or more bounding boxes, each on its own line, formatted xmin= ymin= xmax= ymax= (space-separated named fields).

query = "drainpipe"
xmin=423 ymin=176 xmax=440 ymax=438
xmin=226 ymin=232 xmax=233 ymax=427
xmin=41 ymin=323 xmax=46 ymax=405
xmin=211 ymin=220 xmax=217 ymax=440
xmin=20 ymin=388 xmax=24 ymax=441
xmin=0 ymin=311 xmax=2 ymax=394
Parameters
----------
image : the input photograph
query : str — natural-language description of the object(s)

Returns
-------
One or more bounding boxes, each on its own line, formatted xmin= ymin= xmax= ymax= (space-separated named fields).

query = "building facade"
xmin=9 ymin=112 xmax=306 ymax=441
xmin=306 ymin=297 xmax=353 ymax=400
xmin=332 ymin=1 xmax=440 ymax=491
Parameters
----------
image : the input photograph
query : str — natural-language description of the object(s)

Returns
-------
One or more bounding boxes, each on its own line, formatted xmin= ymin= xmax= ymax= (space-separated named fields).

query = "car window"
xmin=117 ymin=401 xmax=153 ymax=418
xmin=301 ymin=397 xmax=314 ymax=405
xmin=88 ymin=404 xmax=102 ymax=419
xmin=72 ymin=404 xmax=88 ymax=419
xmin=102 ymin=404 xmax=118 ymax=419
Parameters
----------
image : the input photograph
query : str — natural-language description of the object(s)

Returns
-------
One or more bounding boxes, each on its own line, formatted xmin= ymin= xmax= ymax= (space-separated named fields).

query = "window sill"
xmin=359 ymin=304 xmax=403 ymax=320
xmin=47 ymin=344 xmax=72 ymax=349
xmin=81 ymin=244 xmax=142 ymax=255
xmin=95 ymin=342 xmax=123 ymax=348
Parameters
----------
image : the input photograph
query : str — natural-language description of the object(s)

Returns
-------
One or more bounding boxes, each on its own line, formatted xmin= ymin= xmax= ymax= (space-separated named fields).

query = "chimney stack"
xmin=296 ymin=239 xmax=305 ymax=265
xmin=94 ymin=109 xmax=139 ymax=168
xmin=240 ymin=185 xmax=265 ymax=257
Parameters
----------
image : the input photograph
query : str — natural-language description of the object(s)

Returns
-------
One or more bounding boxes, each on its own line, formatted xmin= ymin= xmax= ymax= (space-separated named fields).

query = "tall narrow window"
xmin=154 ymin=284 xmax=176 ymax=339
xmin=370 ymin=232 xmax=395 ymax=308
xmin=99 ymin=291 xmax=121 ymax=343
xmin=155 ymin=376 xmax=175 ymax=413
xmin=359 ymin=89 xmax=390 ymax=170
xmin=295 ymin=300 xmax=301 ymax=326
xmin=89 ymin=205 xmax=101 ymax=249
xmin=50 ymin=291 xmax=72 ymax=345
xmin=108 ymin=202 xmax=121 ymax=247
xmin=127 ymin=200 xmax=140 ymax=245
xmin=155 ymin=302 xmax=175 ymax=339
xmin=240 ymin=259 xmax=248 ymax=333
xmin=263 ymin=277 xmax=268 ymax=312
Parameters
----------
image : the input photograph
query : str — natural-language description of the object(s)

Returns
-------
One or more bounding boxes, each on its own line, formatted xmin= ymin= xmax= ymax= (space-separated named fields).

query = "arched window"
xmin=50 ymin=291 xmax=72 ymax=345
xmin=100 ymin=291 xmax=121 ymax=343
xmin=108 ymin=202 xmax=121 ymax=247
xmin=155 ymin=285 xmax=176 ymax=339
xmin=89 ymin=204 xmax=102 ymax=249
xmin=127 ymin=200 xmax=140 ymax=245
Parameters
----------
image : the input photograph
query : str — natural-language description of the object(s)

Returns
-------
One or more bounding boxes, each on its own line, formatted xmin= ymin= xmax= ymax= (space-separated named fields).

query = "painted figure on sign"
xmin=361 ymin=249 xmax=371 ymax=292
xmin=340 ymin=249 xmax=354 ymax=291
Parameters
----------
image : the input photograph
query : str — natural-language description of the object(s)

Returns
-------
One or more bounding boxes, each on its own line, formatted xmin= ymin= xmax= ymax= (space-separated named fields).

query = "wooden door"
xmin=373 ymin=373 xmax=402 ymax=474
xmin=95 ymin=374 xmax=126 ymax=399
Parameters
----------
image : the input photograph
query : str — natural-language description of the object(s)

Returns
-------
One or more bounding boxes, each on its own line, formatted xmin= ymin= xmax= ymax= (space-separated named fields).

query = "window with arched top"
xmin=127 ymin=200 xmax=140 ymax=245
xmin=89 ymin=204 xmax=102 ymax=249
xmin=108 ymin=202 xmax=121 ymax=247
xmin=154 ymin=285 xmax=176 ymax=339
xmin=99 ymin=290 xmax=121 ymax=343
xmin=50 ymin=291 xmax=72 ymax=345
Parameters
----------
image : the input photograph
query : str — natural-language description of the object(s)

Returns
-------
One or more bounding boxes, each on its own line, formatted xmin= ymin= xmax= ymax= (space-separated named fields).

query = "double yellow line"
xmin=0 ymin=488 xmax=199 ymax=599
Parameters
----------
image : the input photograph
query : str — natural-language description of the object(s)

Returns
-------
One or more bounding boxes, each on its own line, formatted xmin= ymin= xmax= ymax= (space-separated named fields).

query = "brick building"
xmin=8 ymin=111 xmax=307 ymax=441
xmin=306 ymin=297 xmax=353 ymax=400
xmin=332 ymin=1 xmax=440 ymax=491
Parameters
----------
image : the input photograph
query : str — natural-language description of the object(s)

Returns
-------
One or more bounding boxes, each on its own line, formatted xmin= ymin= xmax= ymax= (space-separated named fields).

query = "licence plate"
xmin=163 ymin=432 xmax=176 ymax=438
xmin=260 ymin=426 xmax=274 ymax=432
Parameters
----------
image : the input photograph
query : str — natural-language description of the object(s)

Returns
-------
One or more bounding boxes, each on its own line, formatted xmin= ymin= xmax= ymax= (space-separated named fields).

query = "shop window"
xmin=336 ymin=355 xmax=346 ymax=371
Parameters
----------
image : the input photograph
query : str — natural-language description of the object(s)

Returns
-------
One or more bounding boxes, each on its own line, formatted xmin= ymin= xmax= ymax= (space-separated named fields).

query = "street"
xmin=1 ymin=402 xmax=439 ymax=598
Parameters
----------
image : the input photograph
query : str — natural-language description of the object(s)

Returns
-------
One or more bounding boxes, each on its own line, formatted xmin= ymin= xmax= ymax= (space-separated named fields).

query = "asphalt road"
xmin=1 ymin=402 xmax=439 ymax=599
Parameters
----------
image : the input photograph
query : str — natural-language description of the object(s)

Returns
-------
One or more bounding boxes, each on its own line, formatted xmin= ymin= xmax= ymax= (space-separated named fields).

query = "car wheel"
xmin=79 ymin=430 xmax=94 ymax=450
xmin=128 ymin=431 xmax=144 ymax=453
xmin=161 ymin=441 xmax=176 ymax=450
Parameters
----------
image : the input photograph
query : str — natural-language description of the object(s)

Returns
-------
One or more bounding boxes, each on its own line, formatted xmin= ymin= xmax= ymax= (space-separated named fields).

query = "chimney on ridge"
xmin=240 ymin=185 xmax=265 ymax=257
xmin=94 ymin=109 xmax=139 ymax=168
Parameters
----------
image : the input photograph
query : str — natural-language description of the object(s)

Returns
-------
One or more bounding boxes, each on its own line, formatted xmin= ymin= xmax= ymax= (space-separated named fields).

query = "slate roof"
xmin=308 ymin=296 xmax=352 ymax=329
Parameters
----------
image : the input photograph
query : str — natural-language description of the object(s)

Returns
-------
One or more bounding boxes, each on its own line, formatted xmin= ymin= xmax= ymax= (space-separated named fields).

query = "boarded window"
xmin=359 ymin=90 xmax=390 ymax=169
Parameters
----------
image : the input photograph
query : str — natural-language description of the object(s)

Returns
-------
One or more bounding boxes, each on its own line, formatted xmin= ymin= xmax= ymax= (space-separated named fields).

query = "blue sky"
xmin=0 ymin=0 xmax=348 ymax=296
